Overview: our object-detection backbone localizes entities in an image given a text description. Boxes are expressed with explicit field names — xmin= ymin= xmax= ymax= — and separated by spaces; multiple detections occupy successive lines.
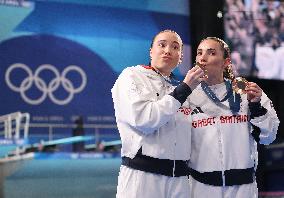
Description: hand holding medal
xmin=245 ymin=82 xmax=263 ymax=102
xmin=183 ymin=63 xmax=205 ymax=90
xmin=227 ymin=64 xmax=262 ymax=102
xmin=225 ymin=63 xmax=249 ymax=95
xmin=195 ymin=62 xmax=208 ymax=79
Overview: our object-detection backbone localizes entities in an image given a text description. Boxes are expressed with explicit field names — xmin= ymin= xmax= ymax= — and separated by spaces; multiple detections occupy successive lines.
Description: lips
xmin=162 ymin=56 xmax=172 ymax=60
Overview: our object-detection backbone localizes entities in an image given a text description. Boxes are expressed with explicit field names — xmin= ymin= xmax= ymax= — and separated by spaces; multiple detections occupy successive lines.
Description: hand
xmin=183 ymin=66 xmax=205 ymax=90
xmin=245 ymin=82 xmax=262 ymax=102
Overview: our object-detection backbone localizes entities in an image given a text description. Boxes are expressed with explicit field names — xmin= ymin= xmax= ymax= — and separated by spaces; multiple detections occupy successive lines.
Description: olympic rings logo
xmin=5 ymin=63 xmax=87 ymax=105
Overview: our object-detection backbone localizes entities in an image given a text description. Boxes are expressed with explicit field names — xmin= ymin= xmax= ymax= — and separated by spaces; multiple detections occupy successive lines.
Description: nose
xmin=164 ymin=46 xmax=171 ymax=55
xmin=198 ymin=53 xmax=207 ymax=64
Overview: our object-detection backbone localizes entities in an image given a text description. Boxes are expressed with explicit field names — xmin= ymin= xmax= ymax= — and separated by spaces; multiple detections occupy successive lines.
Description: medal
xmin=195 ymin=62 xmax=208 ymax=79
xmin=226 ymin=64 xmax=248 ymax=95
xmin=232 ymin=77 xmax=249 ymax=95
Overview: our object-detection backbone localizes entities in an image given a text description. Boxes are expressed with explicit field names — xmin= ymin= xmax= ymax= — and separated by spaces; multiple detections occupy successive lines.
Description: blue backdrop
xmin=0 ymin=0 xmax=190 ymax=138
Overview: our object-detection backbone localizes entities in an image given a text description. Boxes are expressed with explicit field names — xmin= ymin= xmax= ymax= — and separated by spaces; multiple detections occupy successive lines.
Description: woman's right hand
xmin=183 ymin=66 xmax=205 ymax=90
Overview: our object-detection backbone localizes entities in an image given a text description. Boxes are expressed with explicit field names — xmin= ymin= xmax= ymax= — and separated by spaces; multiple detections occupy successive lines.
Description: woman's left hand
xmin=245 ymin=82 xmax=262 ymax=102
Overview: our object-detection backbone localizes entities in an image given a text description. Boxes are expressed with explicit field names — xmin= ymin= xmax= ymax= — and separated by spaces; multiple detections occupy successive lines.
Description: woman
xmin=188 ymin=37 xmax=280 ymax=198
xmin=112 ymin=30 xmax=204 ymax=198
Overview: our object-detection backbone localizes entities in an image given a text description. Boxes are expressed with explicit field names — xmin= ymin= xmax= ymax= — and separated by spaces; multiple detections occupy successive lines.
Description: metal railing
xmin=28 ymin=123 xmax=118 ymax=142
xmin=0 ymin=112 xmax=30 ymax=139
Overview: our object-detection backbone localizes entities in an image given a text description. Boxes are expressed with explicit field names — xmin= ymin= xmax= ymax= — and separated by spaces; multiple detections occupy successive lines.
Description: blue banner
xmin=0 ymin=0 xmax=190 ymax=137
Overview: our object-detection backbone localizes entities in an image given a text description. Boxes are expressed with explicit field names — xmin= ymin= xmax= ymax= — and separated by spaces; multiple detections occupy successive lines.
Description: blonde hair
xmin=150 ymin=29 xmax=183 ymax=49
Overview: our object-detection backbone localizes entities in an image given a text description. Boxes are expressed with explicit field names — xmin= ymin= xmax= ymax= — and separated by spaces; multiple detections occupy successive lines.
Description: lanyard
xmin=201 ymin=80 xmax=240 ymax=113
xmin=150 ymin=66 xmax=180 ymax=86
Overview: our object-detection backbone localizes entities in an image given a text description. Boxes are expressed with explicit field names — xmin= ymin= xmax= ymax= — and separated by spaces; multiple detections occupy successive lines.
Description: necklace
xmin=150 ymin=66 xmax=180 ymax=86
xmin=201 ymin=80 xmax=240 ymax=113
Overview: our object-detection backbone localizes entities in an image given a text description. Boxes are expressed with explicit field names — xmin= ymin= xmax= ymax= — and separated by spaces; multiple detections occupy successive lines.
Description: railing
xmin=0 ymin=113 xmax=119 ymax=152
xmin=0 ymin=112 xmax=30 ymax=139
xmin=28 ymin=123 xmax=118 ymax=142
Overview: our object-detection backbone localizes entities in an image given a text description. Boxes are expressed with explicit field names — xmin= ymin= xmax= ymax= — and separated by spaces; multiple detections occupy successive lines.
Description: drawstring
xmin=172 ymin=117 xmax=177 ymax=177
xmin=173 ymin=160 xmax=176 ymax=177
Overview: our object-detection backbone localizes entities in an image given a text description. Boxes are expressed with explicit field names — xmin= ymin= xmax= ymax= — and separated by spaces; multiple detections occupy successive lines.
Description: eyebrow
xmin=197 ymin=48 xmax=216 ymax=52
xmin=157 ymin=40 xmax=180 ymax=46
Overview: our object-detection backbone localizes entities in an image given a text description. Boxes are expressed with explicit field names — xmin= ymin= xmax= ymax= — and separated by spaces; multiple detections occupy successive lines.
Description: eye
xmin=207 ymin=49 xmax=217 ymax=55
xmin=173 ymin=45 xmax=180 ymax=50
xmin=197 ymin=51 xmax=202 ymax=56
xmin=158 ymin=43 xmax=166 ymax=47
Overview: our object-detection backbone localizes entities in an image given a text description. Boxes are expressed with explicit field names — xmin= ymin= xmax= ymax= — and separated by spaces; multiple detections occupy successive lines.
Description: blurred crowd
xmin=224 ymin=0 xmax=284 ymax=80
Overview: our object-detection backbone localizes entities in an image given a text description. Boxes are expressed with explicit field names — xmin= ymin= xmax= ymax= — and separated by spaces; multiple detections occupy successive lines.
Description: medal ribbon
xmin=201 ymin=80 xmax=240 ymax=113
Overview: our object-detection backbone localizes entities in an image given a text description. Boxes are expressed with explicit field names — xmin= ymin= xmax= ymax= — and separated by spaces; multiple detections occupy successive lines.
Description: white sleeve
xmin=111 ymin=68 xmax=181 ymax=135
xmin=250 ymin=93 xmax=280 ymax=145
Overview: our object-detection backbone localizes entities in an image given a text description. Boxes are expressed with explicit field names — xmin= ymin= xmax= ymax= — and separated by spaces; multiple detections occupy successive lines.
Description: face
xmin=150 ymin=31 xmax=182 ymax=75
xmin=196 ymin=39 xmax=230 ymax=81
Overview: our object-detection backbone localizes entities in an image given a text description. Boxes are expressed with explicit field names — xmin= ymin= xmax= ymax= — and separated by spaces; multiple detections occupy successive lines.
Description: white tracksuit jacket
xmin=112 ymin=65 xmax=192 ymax=198
xmin=187 ymin=82 xmax=279 ymax=198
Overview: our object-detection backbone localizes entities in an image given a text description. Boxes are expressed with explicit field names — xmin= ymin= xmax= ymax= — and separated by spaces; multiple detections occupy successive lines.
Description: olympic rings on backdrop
xmin=5 ymin=63 xmax=87 ymax=105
